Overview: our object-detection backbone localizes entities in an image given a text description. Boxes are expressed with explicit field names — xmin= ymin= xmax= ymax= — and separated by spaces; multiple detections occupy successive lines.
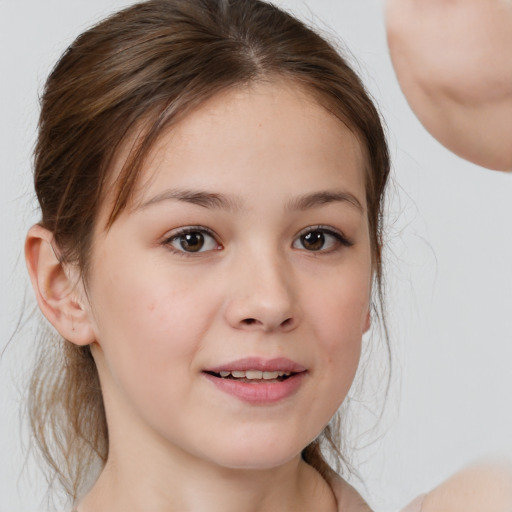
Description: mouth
xmin=204 ymin=369 xmax=295 ymax=383
xmin=202 ymin=357 xmax=307 ymax=404
xmin=203 ymin=356 xmax=306 ymax=381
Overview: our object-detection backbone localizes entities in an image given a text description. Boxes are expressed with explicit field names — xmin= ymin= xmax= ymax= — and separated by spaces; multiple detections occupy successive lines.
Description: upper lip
xmin=205 ymin=357 xmax=307 ymax=374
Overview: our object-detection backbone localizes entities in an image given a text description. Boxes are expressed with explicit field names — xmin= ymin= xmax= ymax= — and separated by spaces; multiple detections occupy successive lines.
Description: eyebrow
xmin=287 ymin=190 xmax=364 ymax=213
xmin=138 ymin=188 xmax=242 ymax=212
xmin=137 ymin=187 xmax=364 ymax=214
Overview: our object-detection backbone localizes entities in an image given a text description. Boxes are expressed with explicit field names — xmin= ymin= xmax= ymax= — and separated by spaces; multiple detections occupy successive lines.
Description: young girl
xmin=22 ymin=0 xmax=512 ymax=511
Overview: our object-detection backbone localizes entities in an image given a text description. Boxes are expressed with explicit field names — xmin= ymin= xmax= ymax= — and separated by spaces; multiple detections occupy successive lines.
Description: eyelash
xmin=162 ymin=226 xmax=221 ymax=256
xmin=162 ymin=225 xmax=353 ymax=256
xmin=293 ymin=225 xmax=353 ymax=253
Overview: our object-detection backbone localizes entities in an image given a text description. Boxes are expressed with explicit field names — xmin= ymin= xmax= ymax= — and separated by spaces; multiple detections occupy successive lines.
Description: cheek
xmin=309 ymin=270 xmax=370 ymax=336
xmin=88 ymin=262 xmax=223 ymax=435
xmin=305 ymin=269 xmax=370 ymax=387
xmin=88 ymin=258 xmax=218 ymax=377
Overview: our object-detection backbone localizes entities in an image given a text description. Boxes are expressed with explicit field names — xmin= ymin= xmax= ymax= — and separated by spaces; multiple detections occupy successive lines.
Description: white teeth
xmin=217 ymin=370 xmax=292 ymax=379
xmin=246 ymin=370 xmax=263 ymax=379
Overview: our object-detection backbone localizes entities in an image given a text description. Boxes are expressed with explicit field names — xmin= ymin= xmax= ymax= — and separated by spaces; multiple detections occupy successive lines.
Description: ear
xmin=25 ymin=224 xmax=95 ymax=346
xmin=363 ymin=309 xmax=371 ymax=334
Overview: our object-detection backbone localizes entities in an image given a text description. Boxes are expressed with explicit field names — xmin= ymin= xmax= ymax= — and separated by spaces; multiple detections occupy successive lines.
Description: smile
xmin=206 ymin=370 xmax=293 ymax=381
xmin=203 ymin=357 xmax=307 ymax=404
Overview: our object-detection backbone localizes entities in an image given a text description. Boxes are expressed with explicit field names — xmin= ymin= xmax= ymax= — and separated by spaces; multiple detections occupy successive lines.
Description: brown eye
xmin=167 ymin=228 xmax=219 ymax=254
xmin=179 ymin=232 xmax=204 ymax=252
xmin=300 ymin=231 xmax=325 ymax=251
xmin=293 ymin=227 xmax=350 ymax=252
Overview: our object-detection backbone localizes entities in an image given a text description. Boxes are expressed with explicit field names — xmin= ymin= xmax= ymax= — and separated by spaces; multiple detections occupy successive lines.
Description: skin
xmin=422 ymin=462 xmax=512 ymax=512
xmin=386 ymin=0 xmax=512 ymax=171
xmin=26 ymin=80 xmax=373 ymax=512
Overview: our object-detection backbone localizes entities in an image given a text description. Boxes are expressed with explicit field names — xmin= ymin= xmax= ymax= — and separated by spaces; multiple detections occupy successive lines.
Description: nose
xmin=223 ymin=249 xmax=301 ymax=333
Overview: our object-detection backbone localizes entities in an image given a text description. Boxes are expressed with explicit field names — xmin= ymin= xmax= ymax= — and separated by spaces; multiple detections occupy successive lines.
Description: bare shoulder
xmin=421 ymin=462 xmax=512 ymax=512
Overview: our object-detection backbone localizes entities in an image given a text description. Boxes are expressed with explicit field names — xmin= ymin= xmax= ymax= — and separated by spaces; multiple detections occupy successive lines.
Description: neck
xmin=78 ymin=432 xmax=337 ymax=512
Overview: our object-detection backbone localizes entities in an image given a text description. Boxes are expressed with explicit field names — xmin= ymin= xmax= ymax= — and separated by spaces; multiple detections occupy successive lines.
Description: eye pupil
xmin=301 ymin=231 xmax=325 ymax=251
xmin=180 ymin=232 xmax=204 ymax=252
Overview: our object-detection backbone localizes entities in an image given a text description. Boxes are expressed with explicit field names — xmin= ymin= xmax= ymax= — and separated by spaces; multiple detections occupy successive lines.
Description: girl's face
xmin=84 ymin=80 xmax=372 ymax=471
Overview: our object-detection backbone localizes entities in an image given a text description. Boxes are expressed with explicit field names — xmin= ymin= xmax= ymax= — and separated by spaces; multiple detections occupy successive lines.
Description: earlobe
xmin=25 ymin=225 xmax=95 ymax=346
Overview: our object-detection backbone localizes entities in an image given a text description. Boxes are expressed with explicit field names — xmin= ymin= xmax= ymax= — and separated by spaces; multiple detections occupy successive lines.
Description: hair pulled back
xmin=31 ymin=0 xmax=390 ymax=501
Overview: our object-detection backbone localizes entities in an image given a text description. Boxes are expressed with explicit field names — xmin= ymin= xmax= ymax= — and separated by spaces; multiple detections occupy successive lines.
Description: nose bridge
xmin=224 ymin=240 xmax=299 ymax=332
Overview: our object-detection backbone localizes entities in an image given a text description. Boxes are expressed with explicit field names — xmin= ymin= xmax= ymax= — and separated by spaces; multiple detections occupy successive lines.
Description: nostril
xmin=281 ymin=318 xmax=293 ymax=328
xmin=240 ymin=317 xmax=294 ymax=329
xmin=237 ymin=315 xmax=296 ymax=331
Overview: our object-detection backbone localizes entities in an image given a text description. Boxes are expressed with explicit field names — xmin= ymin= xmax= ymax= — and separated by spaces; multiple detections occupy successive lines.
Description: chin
xmin=204 ymin=438 xmax=306 ymax=472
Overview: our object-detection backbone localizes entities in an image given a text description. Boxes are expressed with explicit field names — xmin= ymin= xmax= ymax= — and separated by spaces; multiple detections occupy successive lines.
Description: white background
xmin=1 ymin=1 xmax=511 ymax=511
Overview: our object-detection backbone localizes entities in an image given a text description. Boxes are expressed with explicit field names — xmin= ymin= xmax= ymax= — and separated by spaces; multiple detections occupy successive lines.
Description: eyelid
xmin=162 ymin=225 xmax=222 ymax=255
xmin=293 ymin=225 xmax=353 ymax=251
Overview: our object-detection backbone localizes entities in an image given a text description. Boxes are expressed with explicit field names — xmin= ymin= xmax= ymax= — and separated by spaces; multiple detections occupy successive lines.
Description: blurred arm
xmin=422 ymin=462 xmax=512 ymax=512
xmin=386 ymin=0 xmax=512 ymax=171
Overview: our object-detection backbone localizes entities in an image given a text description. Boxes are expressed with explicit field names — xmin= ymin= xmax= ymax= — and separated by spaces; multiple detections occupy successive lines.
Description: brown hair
xmin=30 ymin=0 xmax=390 ymax=502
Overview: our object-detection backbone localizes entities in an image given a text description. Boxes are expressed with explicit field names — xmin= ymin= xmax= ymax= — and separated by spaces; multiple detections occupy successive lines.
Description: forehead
xmin=103 ymin=79 xmax=367 ymax=221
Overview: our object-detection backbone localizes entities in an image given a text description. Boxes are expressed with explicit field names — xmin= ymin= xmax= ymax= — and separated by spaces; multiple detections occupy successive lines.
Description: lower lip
xmin=203 ymin=372 xmax=306 ymax=404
